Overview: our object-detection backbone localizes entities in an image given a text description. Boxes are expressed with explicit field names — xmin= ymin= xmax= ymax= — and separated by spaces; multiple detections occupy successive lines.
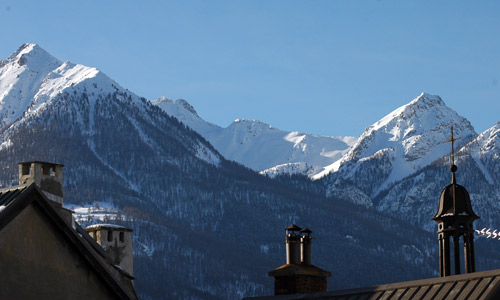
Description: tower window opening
xmin=107 ymin=230 xmax=113 ymax=242
xmin=41 ymin=166 xmax=56 ymax=176
xmin=42 ymin=166 xmax=49 ymax=175
xmin=119 ymin=231 xmax=124 ymax=243
xmin=21 ymin=164 xmax=30 ymax=175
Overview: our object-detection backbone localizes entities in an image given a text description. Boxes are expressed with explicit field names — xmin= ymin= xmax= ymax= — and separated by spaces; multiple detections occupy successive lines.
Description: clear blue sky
xmin=1 ymin=1 xmax=499 ymax=137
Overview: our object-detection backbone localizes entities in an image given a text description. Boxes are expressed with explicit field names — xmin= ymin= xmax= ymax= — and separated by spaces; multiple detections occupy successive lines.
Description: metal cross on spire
xmin=442 ymin=123 xmax=462 ymax=167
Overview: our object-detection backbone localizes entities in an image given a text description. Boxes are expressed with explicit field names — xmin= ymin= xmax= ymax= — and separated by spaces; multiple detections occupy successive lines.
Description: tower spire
xmin=433 ymin=123 xmax=478 ymax=277
xmin=441 ymin=123 xmax=462 ymax=184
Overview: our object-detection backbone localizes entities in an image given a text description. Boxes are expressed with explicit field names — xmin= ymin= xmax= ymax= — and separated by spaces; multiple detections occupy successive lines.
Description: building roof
xmin=86 ymin=223 xmax=133 ymax=231
xmin=0 ymin=185 xmax=28 ymax=207
xmin=19 ymin=160 xmax=65 ymax=167
xmin=269 ymin=264 xmax=331 ymax=278
xmin=244 ymin=268 xmax=500 ymax=300
xmin=0 ymin=183 xmax=137 ymax=300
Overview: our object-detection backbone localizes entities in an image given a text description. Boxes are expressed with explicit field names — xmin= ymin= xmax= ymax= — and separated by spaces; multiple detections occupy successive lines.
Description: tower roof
xmin=286 ymin=224 xmax=302 ymax=231
xmin=432 ymin=169 xmax=479 ymax=220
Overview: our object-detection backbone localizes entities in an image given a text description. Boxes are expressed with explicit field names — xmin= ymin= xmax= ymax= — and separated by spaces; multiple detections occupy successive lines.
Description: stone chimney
xmin=269 ymin=225 xmax=331 ymax=295
xmin=285 ymin=224 xmax=301 ymax=265
xmin=19 ymin=161 xmax=64 ymax=205
xmin=85 ymin=224 xmax=134 ymax=276
xmin=18 ymin=161 xmax=73 ymax=224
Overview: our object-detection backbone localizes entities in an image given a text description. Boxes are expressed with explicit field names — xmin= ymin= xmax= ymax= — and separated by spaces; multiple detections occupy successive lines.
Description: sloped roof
xmin=0 ymin=185 xmax=28 ymax=207
xmin=0 ymin=183 xmax=137 ymax=300
xmin=244 ymin=268 xmax=500 ymax=300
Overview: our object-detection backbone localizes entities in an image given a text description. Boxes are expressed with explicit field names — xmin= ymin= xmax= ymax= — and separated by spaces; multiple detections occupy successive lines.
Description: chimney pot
xmin=301 ymin=235 xmax=312 ymax=265
xmin=286 ymin=231 xmax=301 ymax=265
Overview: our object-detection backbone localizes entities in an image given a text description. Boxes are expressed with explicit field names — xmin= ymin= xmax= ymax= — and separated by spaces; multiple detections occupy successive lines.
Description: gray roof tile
xmin=244 ymin=269 xmax=500 ymax=300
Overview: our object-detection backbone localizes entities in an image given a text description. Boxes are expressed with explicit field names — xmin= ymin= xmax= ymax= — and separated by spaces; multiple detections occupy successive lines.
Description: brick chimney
xmin=269 ymin=225 xmax=331 ymax=295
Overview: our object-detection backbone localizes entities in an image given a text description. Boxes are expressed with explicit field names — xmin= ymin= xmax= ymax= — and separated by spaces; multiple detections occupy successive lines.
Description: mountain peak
xmin=175 ymin=99 xmax=198 ymax=116
xmin=322 ymin=93 xmax=477 ymax=197
xmin=413 ymin=92 xmax=443 ymax=103
xmin=0 ymin=44 xmax=128 ymax=130
xmin=10 ymin=43 xmax=39 ymax=56
xmin=372 ymin=93 xmax=449 ymax=133
xmin=5 ymin=43 xmax=62 ymax=72
xmin=151 ymin=97 xmax=199 ymax=118
xmin=153 ymin=96 xmax=173 ymax=104
xmin=408 ymin=92 xmax=445 ymax=109
xmin=231 ymin=118 xmax=273 ymax=128
xmin=366 ymin=93 xmax=475 ymax=154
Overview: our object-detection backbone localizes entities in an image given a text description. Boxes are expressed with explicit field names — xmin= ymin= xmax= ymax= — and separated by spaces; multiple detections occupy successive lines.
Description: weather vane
xmin=441 ymin=123 xmax=462 ymax=168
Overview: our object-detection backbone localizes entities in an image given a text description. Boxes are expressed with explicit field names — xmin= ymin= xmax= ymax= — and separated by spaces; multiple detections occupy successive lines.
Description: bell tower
xmin=432 ymin=124 xmax=479 ymax=276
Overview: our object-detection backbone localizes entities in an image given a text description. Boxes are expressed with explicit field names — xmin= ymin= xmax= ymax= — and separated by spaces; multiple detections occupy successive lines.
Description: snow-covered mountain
xmin=0 ymin=44 xmax=62 ymax=128
xmin=149 ymin=85 xmax=500 ymax=244
xmin=375 ymin=122 xmax=500 ymax=232
xmin=152 ymin=97 xmax=356 ymax=178
xmin=321 ymin=93 xmax=477 ymax=205
xmin=1 ymin=44 xmax=121 ymax=127
xmin=462 ymin=122 xmax=500 ymax=185
xmin=3 ymin=43 xmax=500 ymax=300
xmin=0 ymin=44 xmax=221 ymax=166
xmin=1 ymin=43 xmax=459 ymax=300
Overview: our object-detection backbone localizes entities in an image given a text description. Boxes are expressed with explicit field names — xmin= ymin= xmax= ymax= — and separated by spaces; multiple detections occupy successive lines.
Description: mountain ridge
xmin=1 ymin=43 xmax=500 ymax=300
xmin=153 ymin=97 xmax=356 ymax=178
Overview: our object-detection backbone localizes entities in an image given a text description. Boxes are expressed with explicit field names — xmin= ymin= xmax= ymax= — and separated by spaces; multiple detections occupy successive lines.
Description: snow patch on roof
xmin=86 ymin=223 xmax=128 ymax=230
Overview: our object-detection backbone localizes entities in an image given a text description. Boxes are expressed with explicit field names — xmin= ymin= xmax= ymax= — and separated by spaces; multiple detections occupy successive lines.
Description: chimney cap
xmin=286 ymin=224 xmax=302 ymax=232
xmin=19 ymin=161 xmax=65 ymax=167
